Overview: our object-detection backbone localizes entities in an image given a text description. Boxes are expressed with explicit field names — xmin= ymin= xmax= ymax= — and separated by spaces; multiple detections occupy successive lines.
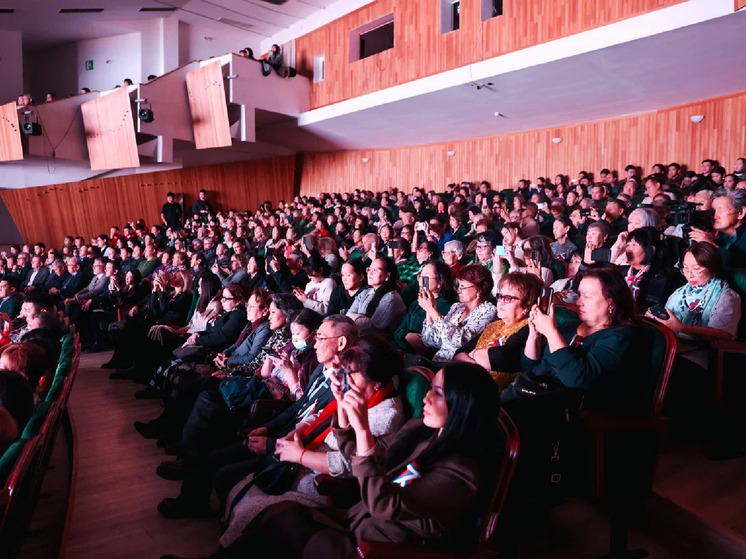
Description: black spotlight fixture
xmin=22 ymin=121 xmax=42 ymax=136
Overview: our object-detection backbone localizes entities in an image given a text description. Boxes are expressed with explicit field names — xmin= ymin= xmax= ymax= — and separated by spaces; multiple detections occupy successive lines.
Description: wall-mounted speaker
xmin=22 ymin=121 xmax=42 ymax=136
xmin=138 ymin=108 xmax=154 ymax=122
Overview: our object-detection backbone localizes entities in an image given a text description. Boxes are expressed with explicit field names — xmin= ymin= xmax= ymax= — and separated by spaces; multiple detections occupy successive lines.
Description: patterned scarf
xmin=667 ymin=278 xmax=729 ymax=327
xmin=625 ymin=266 xmax=648 ymax=301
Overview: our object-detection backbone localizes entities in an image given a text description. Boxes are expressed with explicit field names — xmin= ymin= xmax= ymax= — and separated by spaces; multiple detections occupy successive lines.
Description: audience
xmin=5 ymin=155 xmax=746 ymax=556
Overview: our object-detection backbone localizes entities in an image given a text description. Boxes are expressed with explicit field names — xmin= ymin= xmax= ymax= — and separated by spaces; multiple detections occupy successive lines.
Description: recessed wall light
xmin=690 ymin=115 xmax=705 ymax=123
xmin=552 ymin=137 xmax=563 ymax=144
xmin=361 ymin=157 xmax=370 ymax=163
xmin=447 ymin=150 xmax=456 ymax=157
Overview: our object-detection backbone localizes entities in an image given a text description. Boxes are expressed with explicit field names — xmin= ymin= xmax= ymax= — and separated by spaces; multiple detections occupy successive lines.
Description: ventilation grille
xmin=139 ymin=6 xmax=177 ymax=11
xmin=59 ymin=8 xmax=104 ymax=13
xmin=0 ymin=9 xmax=14 ymax=13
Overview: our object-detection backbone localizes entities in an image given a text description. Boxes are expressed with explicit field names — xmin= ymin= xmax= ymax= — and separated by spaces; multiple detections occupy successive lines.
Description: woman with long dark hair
xmin=213 ymin=362 xmax=503 ymax=559
xmin=346 ymin=257 xmax=406 ymax=335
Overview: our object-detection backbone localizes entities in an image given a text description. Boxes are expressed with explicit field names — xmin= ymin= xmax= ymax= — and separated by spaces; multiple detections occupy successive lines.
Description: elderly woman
xmin=346 ymin=257 xmax=406 ymax=336
xmin=455 ymin=272 xmax=544 ymax=391
xmin=219 ymin=335 xmax=405 ymax=549
xmin=442 ymin=239 xmax=466 ymax=277
xmin=419 ymin=264 xmax=497 ymax=362
xmin=610 ymin=207 xmax=660 ymax=265
xmin=621 ymin=226 xmax=681 ymax=314
xmin=582 ymin=220 xmax=611 ymax=266
xmin=689 ymin=189 xmax=746 ymax=270
xmin=647 ymin=242 xmax=740 ymax=370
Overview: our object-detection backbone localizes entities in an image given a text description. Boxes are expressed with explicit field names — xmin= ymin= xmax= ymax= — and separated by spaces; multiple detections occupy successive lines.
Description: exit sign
xmin=85 ymin=60 xmax=93 ymax=71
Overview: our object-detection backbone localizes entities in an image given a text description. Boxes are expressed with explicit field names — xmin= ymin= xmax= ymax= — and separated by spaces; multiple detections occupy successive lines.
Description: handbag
xmin=219 ymin=375 xmax=271 ymax=412
xmin=252 ymin=455 xmax=299 ymax=495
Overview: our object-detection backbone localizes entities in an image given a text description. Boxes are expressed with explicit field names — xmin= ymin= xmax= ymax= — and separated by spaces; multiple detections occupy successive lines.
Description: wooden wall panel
xmin=299 ymin=89 xmax=746 ymax=196
xmin=1 ymin=156 xmax=296 ymax=248
xmin=0 ymin=102 xmax=23 ymax=162
xmin=737 ymin=0 xmax=746 ymax=11
xmin=81 ymin=88 xmax=140 ymax=171
xmin=295 ymin=0 xmax=685 ymax=109
xmin=186 ymin=61 xmax=232 ymax=149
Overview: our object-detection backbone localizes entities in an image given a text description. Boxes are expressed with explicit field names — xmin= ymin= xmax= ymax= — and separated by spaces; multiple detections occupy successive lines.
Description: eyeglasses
xmin=496 ymin=294 xmax=521 ymax=303
xmin=456 ymin=283 xmax=476 ymax=292
xmin=680 ymin=266 xmax=708 ymax=276
xmin=315 ymin=335 xmax=341 ymax=342
xmin=221 ymin=296 xmax=236 ymax=301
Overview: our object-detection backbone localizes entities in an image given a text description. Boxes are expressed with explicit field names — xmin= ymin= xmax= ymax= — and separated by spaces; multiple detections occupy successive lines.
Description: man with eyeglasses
xmin=156 ymin=315 xmax=358 ymax=519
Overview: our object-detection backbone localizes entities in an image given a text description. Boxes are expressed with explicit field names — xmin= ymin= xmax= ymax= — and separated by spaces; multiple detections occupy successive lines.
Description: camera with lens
xmin=665 ymin=200 xmax=714 ymax=244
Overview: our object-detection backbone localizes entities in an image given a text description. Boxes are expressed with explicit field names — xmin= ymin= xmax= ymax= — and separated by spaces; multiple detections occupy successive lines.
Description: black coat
xmin=195 ymin=307 xmax=248 ymax=349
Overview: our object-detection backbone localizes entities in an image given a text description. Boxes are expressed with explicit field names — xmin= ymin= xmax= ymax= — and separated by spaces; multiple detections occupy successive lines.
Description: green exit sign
xmin=85 ymin=60 xmax=93 ymax=71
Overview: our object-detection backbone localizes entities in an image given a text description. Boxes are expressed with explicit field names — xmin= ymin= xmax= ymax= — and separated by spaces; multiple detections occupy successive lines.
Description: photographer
xmin=688 ymin=189 xmax=746 ymax=270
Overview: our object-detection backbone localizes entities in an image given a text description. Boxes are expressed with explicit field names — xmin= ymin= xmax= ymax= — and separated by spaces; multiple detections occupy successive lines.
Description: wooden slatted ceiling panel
xmin=0 ymin=102 xmax=24 ymax=162
xmin=299 ymin=89 xmax=746 ymax=196
xmin=186 ymin=61 xmax=232 ymax=149
xmin=80 ymin=88 xmax=140 ymax=171
xmin=1 ymin=157 xmax=296 ymax=247
xmin=295 ymin=0 xmax=686 ymax=109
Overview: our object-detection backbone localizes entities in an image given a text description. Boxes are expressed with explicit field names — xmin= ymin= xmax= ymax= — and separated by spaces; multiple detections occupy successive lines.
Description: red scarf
xmin=301 ymin=381 xmax=395 ymax=450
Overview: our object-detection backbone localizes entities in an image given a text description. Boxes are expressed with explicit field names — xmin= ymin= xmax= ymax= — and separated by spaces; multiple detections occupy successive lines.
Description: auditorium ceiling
xmin=0 ymin=0 xmax=342 ymax=47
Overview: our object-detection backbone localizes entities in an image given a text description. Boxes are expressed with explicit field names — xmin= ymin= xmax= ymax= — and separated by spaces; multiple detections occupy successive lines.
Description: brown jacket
xmin=336 ymin=418 xmax=481 ymax=545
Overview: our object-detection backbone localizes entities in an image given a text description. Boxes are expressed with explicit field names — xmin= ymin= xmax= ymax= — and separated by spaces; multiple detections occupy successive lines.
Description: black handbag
xmin=252 ymin=455 xmax=298 ymax=496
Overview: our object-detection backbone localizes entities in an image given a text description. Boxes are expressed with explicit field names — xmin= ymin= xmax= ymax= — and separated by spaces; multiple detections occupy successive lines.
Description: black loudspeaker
xmin=287 ymin=67 xmax=297 ymax=78
xmin=138 ymin=108 xmax=154 ymax=122
xmin=22 ymin=121 xmax=42 ymax=136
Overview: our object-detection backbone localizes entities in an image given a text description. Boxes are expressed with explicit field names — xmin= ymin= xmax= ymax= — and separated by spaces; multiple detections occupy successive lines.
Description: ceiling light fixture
xmin=447 ymin=150 xmax=456 ymax=157
xmin=690 ymin=115 xmax=705 ymax=123
xmin=552 ymin=137 xmax=563 ymax=144
xmin=361 ymin=157 xmax=370 ymax=163
xmin=494 ymin=112 xmax=504 ymax=118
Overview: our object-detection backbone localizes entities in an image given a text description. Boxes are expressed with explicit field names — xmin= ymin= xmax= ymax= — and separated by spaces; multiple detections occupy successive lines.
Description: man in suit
xmin=0 ymin=277 xmax=23 ymax=320
xmin=41 ymin=259 xmax=68 ymax=294
xmin=23 ymin=255 xmax=50 ymax=294
xmin=54 ymin=257 xmax=87 ymax=300
xmin=155 ymin=314 xmax=358 ymax=518
xmin=14 ymin=253 xmax=31 ymax=285
xmin=65 ymin=258 xmax=110 ymax=339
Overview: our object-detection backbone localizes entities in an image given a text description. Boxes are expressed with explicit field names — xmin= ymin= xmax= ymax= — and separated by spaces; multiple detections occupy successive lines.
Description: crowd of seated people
xmin=1 ymin=155 xmax=746 ymax=556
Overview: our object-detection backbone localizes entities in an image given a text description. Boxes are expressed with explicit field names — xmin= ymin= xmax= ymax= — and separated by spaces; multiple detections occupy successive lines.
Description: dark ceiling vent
xmin=217 ymin=17 xmax=253 ymax=31
xmin=0 ymin=9 xmax=14 ymax=13
xmin=59 ymin=8 xmax=104 ymax=13
xmin=139 ymin=6 xmax=177 ymax=11
xmin=259 ymin=0 xmax=287 ymax=4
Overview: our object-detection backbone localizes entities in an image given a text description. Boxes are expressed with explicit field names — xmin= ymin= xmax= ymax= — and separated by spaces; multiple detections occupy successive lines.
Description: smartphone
xmin=649 ymin=304 xmax=670 ymax=320
xmin=538 ymin=287 xmax=554 ymax=314
xmin=421 ymin=276 xmax=429 ymax=289
xmin=336 ymin=370 xmax=350 ymax=393
xmin=388 ymin=240 xmax=400 ymax=250
xmin=303 ymin=237 xmax=313 ymax=250
xmin=264 ymin=348 xmax=280 ymax=359
xmin=530 ymin=250 xmax=540 ymax=262
xmin=590 ymin=248 xmax=612 ymax=263
xmin=415 ymin=222 xmax=427 ymax=232
xmin=580 ymin=209 xmax=592 ymax=218
xmin=265 ymin=247 xmax=274 ymax=260
xmin=493 ymin=245 xmax=507 ymax=257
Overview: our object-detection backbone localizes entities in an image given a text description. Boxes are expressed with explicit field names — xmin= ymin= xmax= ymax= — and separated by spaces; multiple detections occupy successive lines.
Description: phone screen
xmin=538 ymin=287 xmax=554 ymax=314
xmin=494 ymin=245 xmax=507 ymax=257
